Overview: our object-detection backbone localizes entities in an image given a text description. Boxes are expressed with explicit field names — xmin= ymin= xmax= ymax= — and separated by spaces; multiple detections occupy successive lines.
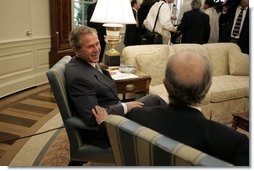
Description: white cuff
xmin=121 ymin=103 xmax=128 ymax=114
xmin=98 ymin=119 xmax=106 ymax=125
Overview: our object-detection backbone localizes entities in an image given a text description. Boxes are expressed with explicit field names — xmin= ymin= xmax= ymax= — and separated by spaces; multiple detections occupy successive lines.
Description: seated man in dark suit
xmin=92 ymin=51 xmax=249 ymax=165
xmin=65 ymin=26 xmax=167 ymax=148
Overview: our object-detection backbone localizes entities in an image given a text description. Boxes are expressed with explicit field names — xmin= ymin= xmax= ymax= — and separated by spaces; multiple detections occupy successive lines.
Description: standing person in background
xmin=219 ymin=0 xmax=249 ymax=54
xmin=137 ymin=0 xmax=158 ymax=38
xmin=87 ymin=1 xmax=106 ymax=62
xmin=204 ymin=0 xmax=220 ymax=43
xmin=144 ymin=0 xmax=176 ymax=44
xmin=124 ymin=0 xmax=141 ymax=46
xmin=177 ymin=0 xmax=210 ymax=44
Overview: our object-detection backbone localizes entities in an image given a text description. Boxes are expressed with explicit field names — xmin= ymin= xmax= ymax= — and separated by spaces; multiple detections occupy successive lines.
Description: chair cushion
xmin=135 ymin=46 xmax=171 ymax=86
xmin=228 ymin=49 xmax=249 ymax=76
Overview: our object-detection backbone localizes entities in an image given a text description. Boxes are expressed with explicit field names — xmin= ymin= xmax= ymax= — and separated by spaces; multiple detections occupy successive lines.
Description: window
xmin=72 ymin=0 xmax=95 ymax=27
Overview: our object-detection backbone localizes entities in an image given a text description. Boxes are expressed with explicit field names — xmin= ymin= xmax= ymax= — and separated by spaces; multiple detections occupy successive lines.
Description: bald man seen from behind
xmin=126 ymin=52 xmax=249 ymax=166
xmin=92 ymin=51 xmax=249 ymax=165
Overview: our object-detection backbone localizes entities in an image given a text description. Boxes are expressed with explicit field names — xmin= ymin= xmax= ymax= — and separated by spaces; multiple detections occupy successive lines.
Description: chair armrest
xmin=65 ymin=117 xmax=99 ymax=131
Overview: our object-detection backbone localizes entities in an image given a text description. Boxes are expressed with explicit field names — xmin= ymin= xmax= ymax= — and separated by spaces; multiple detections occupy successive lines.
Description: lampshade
xmin=90 ymin=0 xmax=136 ymax=24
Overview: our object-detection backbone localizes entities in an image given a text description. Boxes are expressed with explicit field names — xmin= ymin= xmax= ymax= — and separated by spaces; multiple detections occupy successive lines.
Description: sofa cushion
xmin=228 ymin=49 xmax=249 ymax=76
xmin=122 ymin=45 xmax=172 ymax=68
xmin=203 ymin=43 xmax=239 ymax=76
xmin=149 ymin=84 xmax=211 ymax=105
xmin=172 ymin=44 xmax=209 ymax=58
xmin=150 ymin=76 xmax=249 ymax=104
xmin=135 ymin=46 xmax=172 ymax=86
xmin=207 ymin=75 xmax=249 ymax=102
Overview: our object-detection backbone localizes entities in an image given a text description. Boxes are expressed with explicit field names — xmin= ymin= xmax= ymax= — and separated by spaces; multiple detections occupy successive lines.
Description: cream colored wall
xmin=0 ymin=0 xmax=51 ymax=98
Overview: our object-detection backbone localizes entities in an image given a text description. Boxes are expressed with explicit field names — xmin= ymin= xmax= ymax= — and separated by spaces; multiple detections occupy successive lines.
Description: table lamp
xmin=90 ymin=0 xmax=136 ymax=66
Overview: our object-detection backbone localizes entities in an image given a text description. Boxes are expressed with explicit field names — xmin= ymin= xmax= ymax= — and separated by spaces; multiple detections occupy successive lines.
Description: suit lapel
xmin=94 ymin=70 xmax=120 ymax=99
xmin=76 ymin=57 xmax=119 ymax=97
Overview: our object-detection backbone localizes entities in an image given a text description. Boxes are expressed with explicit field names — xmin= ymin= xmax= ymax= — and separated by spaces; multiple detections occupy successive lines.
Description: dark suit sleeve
xmin=177 ymin=12 xmax=186 ymax=34
xmin=231 ymin=134 xmax=249 ymax=166
xmin=206 ymin=122 xmax=249 ymax=166
xmin=68 ymin=77 xmax=100 ymax=126
xmin=204 ymin=15 xmax=210 ymax=43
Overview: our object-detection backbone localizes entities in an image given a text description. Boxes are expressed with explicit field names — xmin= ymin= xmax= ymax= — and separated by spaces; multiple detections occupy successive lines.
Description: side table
xmin=232 ymin=112 xmax=249 ymax=132
xmin=113 ymin=71 xmax=151 ymax=101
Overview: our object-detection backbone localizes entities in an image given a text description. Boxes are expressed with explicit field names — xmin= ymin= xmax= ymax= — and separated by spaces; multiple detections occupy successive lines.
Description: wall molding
xmin=0 ymin=37 xmax=51 ymax=98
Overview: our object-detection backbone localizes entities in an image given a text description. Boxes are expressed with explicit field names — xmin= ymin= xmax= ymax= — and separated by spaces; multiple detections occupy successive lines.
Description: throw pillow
xmin=135 ymin=46 xmax=171 ymax=86
xmin=229 ymin=50 xmax=249 ymax=76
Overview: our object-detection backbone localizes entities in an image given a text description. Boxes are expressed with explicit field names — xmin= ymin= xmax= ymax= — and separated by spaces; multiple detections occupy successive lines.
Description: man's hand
xmin=92 ymin=106 xmax=109 ymax=125
xmin=125 ymin=101 xmax=144 ymax=112
xmin=171 ymin=16 xmax=177 ymax=21
xmin=170 ymin=27 xmax=177 ymax=32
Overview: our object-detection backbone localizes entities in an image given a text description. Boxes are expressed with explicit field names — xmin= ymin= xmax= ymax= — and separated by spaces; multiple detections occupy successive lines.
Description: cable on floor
xmin=0 ymin=125 xmax=65 ymax=144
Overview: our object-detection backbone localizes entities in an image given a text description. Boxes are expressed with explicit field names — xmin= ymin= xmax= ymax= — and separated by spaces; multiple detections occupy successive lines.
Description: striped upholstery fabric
xmin=105 ymin=115 xmax=233 ymax=166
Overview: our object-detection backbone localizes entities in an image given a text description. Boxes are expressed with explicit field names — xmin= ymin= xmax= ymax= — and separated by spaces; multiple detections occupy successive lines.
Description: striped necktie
xmin=232 ymin=8 xmax=244 ymax=37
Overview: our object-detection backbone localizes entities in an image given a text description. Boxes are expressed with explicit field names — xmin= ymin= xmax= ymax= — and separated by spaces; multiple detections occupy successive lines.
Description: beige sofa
xmin=122 ymin=43 xmax=249 ymax=125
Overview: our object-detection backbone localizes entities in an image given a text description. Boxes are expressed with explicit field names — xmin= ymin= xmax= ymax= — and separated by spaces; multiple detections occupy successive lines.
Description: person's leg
xmin=137 ymin=94 xmax=168 ymax=108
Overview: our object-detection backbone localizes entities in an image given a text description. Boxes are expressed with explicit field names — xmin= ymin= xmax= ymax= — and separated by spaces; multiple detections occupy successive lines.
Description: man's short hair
xmin=69 ymin=26 xmax=97 ymax=48
xmin=205 ymin=0 xmax=215 ymax=7
xmin=191 ymin=0 xmax=202 ymax=9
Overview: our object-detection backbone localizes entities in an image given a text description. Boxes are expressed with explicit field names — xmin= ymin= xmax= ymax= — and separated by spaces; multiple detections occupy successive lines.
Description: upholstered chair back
xmin=105 ymin=115 xmax=233 ymax=166
xmin=46 ymin=56 xmax=113 ymax=165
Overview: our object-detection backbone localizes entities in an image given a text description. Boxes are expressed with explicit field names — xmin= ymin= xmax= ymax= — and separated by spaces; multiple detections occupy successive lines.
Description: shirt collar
xmin=239 ymin=5 xmax=248 ymax=10
xmin=89 ymin=63 xmax=96 ymax=68
xmin=188 ymin=105 xmax=201 ymax=111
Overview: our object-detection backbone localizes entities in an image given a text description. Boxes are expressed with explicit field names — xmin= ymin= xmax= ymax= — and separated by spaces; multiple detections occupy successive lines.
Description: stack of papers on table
xmin=111 ymin=70 xmax=138 ymax=80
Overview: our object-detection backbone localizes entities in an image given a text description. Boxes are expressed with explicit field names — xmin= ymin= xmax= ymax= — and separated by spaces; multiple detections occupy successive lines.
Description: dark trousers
xmin=137 ymin=94 xmax=168 ymax=108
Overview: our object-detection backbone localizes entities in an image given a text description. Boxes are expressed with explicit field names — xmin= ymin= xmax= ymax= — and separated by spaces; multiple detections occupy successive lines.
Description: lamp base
xmin=104 ymin=51 xmax=120 ymax=66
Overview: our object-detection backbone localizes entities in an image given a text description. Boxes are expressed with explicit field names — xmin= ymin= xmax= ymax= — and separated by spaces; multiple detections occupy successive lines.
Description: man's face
xmin=167 ymin=0 xmax=174 ymax=4
xmin=76 ymin=32 xmax=101 ymax=63
xmin=240 ymin=0 xmax=249 ymax=8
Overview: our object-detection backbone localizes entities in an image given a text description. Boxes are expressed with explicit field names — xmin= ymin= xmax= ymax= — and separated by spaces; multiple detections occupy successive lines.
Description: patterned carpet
xmin=0 ymin=84 xmax=114 ymax=167
xmin=0 ymin=84 xmax=67 ymax=166
xmin=34 ymin=129 xmax=70 ymax=166
xmin=3 ymin=109 xmax=69 ymax=166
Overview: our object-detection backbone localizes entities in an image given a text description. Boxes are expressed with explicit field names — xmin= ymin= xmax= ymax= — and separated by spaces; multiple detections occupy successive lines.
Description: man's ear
xmin=73 ymin=47 xmax=80 ymax=57
xmin=205 ymin=80 xmax=212 ymax=94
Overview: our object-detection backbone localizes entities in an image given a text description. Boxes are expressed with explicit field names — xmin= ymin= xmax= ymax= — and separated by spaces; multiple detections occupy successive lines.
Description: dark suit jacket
xmin=65 ymin=57 xmax=124 ymax=127
xmin=124 ymin=9 xmax=140 ymax=46
xmin=126 ymin=104 xmax=249 ymax=166
xmin=219 ymin=7 xmax=249 ymax=54
xmin=177 ymin=9 xmax=210 ymax=44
